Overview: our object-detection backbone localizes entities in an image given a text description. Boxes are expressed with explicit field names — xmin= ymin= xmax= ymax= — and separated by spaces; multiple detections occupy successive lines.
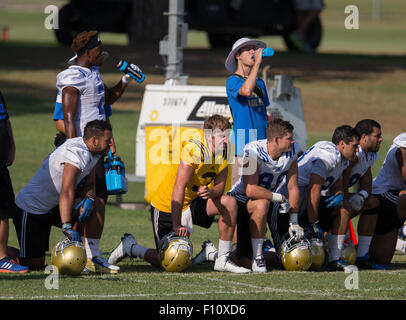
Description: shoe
xmin=263 ymin=239 xmax=276 ymax=253
xmin=252 ymin=255 xmax=267 ymax=273
xmin=214 ymin=255 xmax=251 ymax=274
xmin=108 ymin=233 xmax=137 ymax=265
xmin=192 ymin=240 xmax=218 ymax=265
xmin=84 ymin=256 xmax=120 ymax=274
xmin=0 ymin=257 xmax=29 ymax=273
xmin=355 ymin=253 xmax=388 ymax=270
xmin=398 ymin=228 xmax=406 ymax=241
xmin=327 ymin=258 xmax=358 ymax=272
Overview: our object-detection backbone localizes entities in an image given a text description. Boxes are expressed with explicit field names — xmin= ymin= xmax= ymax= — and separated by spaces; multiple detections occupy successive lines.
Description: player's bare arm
xmin=59 ymin=163 xmax=80 ymax=224
xmin=243 ymin=161 xmax=285 ymax=202
xmin=105 ymin=118 xmax=116 ymax=154
xmin=55 ymin=119 xmax=66 ymax=134
xmin=286 ymin=160 xmax=300 ymax=212
xmin=396 ymin=147 xmax=406 ymax=180
xmin=358 ymin=167 xmax=373 ymax=196
xmin=307 ymin=173 xmax=324 ymax=223
xmin=197 ymin=167 xmax=228 ymax=200
xmin=81 ymin=166 xmax=97 ymax=200
xmin=171 ymin=160 xmax=194 ymax=237
xmin=104 ymin=83 xmax=128 ymax=105
xmin=62 ymin=86 xmax=79 ymax=138
xmin=329 ymin=178 xmax=344 ymax=197
xmin=5 ymin=119 xmax=15 ymax=166
xmin=342 ymin=159 xmax=357 ymax=197
xmin=238 ymin=47 xmax=263 ymax=97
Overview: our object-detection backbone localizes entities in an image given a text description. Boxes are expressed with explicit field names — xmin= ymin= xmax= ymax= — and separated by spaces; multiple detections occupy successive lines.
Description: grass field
xmin=1 ymin=0 xmax=406 ymax=303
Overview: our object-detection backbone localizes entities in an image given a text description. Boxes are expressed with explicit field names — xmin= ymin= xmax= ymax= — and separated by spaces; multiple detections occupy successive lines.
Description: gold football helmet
xmin=280 ymin=233 xmax=312 ymax=271
xmin=341 ymin=242 xmax=357 ymax=265
xmin=51 ymin=238 xmax=87 ymax=276
xmin=159 ymin=233 xmax=193 ymax=272
xmin=308 ymin=238 xmax=326 ymax=270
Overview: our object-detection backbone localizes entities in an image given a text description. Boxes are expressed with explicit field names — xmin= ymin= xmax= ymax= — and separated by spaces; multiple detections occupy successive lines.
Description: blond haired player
xmin=109 ymin=114 xmax=251 ymax=273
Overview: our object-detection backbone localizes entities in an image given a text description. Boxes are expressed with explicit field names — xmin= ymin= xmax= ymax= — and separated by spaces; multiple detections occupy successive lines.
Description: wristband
xmin=62 ymin=223 xmax=72 ymax=230
xmin=121 ymin=74 xmax=131 ymax=84
xmin=358 ymin=190 xmax=369 ymax=199
xmin=289 ymin=213 xmax=298 ymax=225
xmin=272 ymin=192 xmax=284 ymax=202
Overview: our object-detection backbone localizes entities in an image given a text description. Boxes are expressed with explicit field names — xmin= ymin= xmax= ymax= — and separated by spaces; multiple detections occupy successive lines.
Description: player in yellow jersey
xmin=109 ymin=114 xmax=251 ymax=273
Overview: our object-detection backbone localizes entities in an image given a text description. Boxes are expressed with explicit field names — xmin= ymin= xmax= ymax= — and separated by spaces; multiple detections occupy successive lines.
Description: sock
xmin=218 ymin=240 xmax=232 ymax=257
xmin=130 ymin=244 xmax=148 ymax=259
xmin=396 ymin=238 xmax=406 ymax=253
xmin=82 ymin=238 xmax=101 ymax=259
xmin=251 ymin=238 xmax=264 ymax=259
xmin=328 ymin=234 xmax=345 ymax=262
xmin=357 ymin=236 xmax=372 ymax=257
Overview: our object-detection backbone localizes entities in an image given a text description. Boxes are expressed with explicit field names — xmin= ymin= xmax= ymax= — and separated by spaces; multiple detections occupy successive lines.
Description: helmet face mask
xmin=159 ymin=233 xmax=193 ymax=272
xmin=280 ymin=233 xmax=312 ymax=271
xmin=341 ymin=242 xmax=357 ymax=265
xmin=308 ymin=238 xmax=326 ymax=270
xmin=51 ymin=238 xmax=87 ymax=276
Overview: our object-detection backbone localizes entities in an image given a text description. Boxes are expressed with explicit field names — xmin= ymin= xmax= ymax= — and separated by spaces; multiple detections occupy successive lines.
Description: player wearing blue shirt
xmin=225 ymin=37 xmax=270 ymax=186
xmin=0 ymin=91 xmax=29 ymax=273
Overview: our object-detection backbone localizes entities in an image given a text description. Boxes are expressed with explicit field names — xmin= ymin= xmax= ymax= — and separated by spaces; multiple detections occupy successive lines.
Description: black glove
xmin=54 ymin=132 xmax=66 ymax=148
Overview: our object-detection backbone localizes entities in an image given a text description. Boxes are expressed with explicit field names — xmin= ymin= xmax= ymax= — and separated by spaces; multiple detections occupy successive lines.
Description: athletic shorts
xmin=0 ymin=164 xmax=17 ymax=220
xmin=236 ymin=200 xmax=256 ymax=259
xmin=265 ymin=195 xmax=333 ymax=254
xmin=13 ymin=205 xmax=79 ymax=259
xmin=266 ymin=201 xmax=311 ymax=254
xmin=374 ymin=191 xmax=405 ymax=235
xmin=298 ymin=195 xmax=335 ymax=230
xmin=235 ymin=199 xmax=290 ymax=259
xmin=150 ymin=197 xmax=214 ymax=250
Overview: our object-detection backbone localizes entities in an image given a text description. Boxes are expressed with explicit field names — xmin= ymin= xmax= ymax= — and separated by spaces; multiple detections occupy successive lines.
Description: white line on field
xmin=0 ymin=288 xmax=323 ymax=300
xmin=2 ymin=271 xmax=405 ymax=300
xmin=206 ymin=277 xmax=359 ymax=299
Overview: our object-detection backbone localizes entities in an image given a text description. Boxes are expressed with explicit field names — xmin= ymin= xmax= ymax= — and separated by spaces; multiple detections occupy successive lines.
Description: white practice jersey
xmin=56 ymin=65 xmax=106 ymax=136
xmin=373 ymin=133 xmax=406 ymax=194
xmin=229 ymin=139 xmax=299 ymax=203
xmin=348 ymin=145 xmax=378 ymax=187
xmin=297 ymin=141 xmax=349 ymax=193
xmin=15 ymin=137 xmax=100 ymax=215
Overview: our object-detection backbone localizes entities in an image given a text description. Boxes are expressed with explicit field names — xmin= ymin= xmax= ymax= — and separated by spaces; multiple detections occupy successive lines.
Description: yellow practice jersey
xmin=151 ymin=137 xmax=229 ymax=213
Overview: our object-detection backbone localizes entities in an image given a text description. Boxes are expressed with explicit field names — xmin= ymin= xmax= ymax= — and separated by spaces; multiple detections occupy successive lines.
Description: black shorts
xmin=150 ymin=197 xmax=214 ymax=250
xmin=266 ymin=197 xmax=331 ymax=254
xmin=95 ymin=157 xmax=108 ymax=202
xmin=374 ymin=191 xmax=405 ymax=235
xmin=298 ymin=195 xmax=335 ymax=232
xmin=236 ymin=200 xmax=288 ymax=259
xmin=266 ymin=202 xmax=290 ymax=255
xmin=12 ymin=205 xmax=79 ymax=259
xmin=236 ymin=200 xmax=253 ymax=259
xmin=0 ymin=164 xmax=17 ymax=219
xmin=315 ymin=196 xmax=336 ymax=232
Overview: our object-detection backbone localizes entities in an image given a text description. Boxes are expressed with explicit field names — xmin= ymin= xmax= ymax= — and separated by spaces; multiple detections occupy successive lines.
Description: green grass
xmin=3 ymin=207 xmax=406 ymax=300
xmin=3 ymin=122 xmax=405 ymax=300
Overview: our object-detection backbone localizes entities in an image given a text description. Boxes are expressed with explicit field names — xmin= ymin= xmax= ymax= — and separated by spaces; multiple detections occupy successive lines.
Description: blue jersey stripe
xmin=53 ymin=102 xmax=63 ymax=120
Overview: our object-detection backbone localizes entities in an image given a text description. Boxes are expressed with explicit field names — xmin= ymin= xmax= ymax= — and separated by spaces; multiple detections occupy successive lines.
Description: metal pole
xmin=159 ymin=0 xmax=188 ymax=84
xmin=372 ymin=0 xmax=381 ymax=21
